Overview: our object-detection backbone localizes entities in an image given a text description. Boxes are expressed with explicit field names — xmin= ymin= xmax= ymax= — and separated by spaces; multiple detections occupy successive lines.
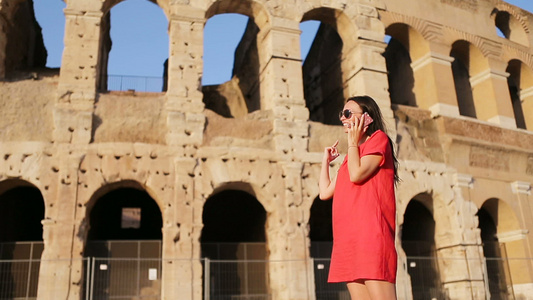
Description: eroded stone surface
xmin=0 ymin=0 xmax=533 ymax=299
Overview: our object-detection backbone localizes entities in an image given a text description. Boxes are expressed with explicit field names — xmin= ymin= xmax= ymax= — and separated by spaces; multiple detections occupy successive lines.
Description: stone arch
xmin=301 ymin=7 xmax=358 ymax=53
xmin=478 ymin=197 xmax=530 ymax=297
xmin=450 ymin=40 xmax=489 ymax=118
xmin=102 ymin=0 xmax=170 ymax=19
xmin=85 ymin=180 xmax=163 ymax=241
xmin=300 ymin=7 xmax=358 ymax=125
xmin=83 ymin=180 xmax=163 ymax=298
xmin=491 ymin=6 xmax=529 ymax=46
xmin=205 ymin=0 xmax=269 ymax=28
xmin=478 ymin=198 xmax=521 ymax=247
xmin=0 ymin=179 xmax=45 ymax=299
xmin=202 ymin=0 xmax=269 ymax=117
xmin=96 ymin=0 xmax=169 ymax=92
xmin=384 ymin=23 xmax=421 ymax=107
xmin=506 ymin=59 xmax=533 ymax=129
xmin=200 ymin=185 xmax=268 ymax=299
xmin=0 ymin=178 xmax=45 ymax=244
xmin=401 ymin=194 xmax=447 ymax=299
xmin=201 ymin=185 xmax=266 ymax=246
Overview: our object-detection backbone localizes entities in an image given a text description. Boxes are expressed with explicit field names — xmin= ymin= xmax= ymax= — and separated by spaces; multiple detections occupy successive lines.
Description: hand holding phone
xmin=362 ymin=112 xmax=373 ymax=127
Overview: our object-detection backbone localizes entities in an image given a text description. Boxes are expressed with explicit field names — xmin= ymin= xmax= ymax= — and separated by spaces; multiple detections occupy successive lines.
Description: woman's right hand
xmin=324 ymin=140 xmax=339 ymax=163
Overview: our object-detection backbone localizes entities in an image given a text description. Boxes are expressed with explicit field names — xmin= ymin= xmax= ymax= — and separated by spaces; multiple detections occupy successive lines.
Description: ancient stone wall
xmin=0 ymin=0 xmax=532 ymax=299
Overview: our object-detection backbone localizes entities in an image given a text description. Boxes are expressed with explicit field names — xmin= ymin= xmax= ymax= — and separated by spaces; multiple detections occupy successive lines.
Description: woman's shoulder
xmin=369 ymin=130 xmax=388 ymax=141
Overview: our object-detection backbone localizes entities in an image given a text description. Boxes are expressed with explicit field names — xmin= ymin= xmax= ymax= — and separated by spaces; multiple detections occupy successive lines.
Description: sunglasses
xmin=338 ymin=109 xmax=363 ymax=119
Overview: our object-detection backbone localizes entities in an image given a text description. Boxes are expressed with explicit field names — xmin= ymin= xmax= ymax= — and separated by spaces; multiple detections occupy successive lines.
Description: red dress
xmin=328 ymin=130 xmax=397 ymax=283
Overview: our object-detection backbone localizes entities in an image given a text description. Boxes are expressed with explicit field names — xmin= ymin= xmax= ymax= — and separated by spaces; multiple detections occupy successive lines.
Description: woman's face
xmin=339 ymin=101 xmax=364 ymax=132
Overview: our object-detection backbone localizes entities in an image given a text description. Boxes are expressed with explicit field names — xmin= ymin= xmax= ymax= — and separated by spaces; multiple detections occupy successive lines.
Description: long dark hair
xmin=346 ymin=95 xmax=399 ymax=183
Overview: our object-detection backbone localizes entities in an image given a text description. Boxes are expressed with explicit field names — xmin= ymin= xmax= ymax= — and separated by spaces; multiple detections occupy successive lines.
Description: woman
xmin=319 ymin=95 xmax=399 ymax=300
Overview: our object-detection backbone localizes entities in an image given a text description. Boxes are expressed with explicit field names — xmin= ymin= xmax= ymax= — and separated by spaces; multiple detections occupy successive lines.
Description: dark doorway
xmin=402 ymin=199 xmax=445 ymax=300
xmin=201 ymin=189 xmax=267 ymax=299
xmin=301 ymin=11 xmax=345 ymax=126
xmin=308 ymin=196 xmax=346 ymax=299
xmin=0 ymin=181 xmax=44 ymax=299
xmin=477 ymin=206 xmax=511 ymax=300
xmin=85 ymin=186 xmax=162 ymax=299
xmin=451 ymin=41 xmax=477 ymax=118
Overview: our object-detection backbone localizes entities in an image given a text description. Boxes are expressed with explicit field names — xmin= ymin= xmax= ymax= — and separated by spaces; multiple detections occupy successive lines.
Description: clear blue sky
xmin=34 ymin=0 xmax=533 ymax=86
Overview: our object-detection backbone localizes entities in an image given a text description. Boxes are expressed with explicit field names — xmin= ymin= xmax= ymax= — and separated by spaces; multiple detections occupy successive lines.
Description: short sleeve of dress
xmin=360 ymin=130 xmax=389 ymax=167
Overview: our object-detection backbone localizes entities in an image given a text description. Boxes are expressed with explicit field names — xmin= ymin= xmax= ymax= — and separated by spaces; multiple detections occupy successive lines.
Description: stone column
xmin=340 ymin=8 xmax=395 ymax=138
xmin=257 ymin=17 xmax=309 ymax=160
xmin=37 ymin=147 xmax=85 ymax=300
xmin=470 ymin=59 xmax=516 ymax=129
xmin=160 ymin=157 xmax=202 ymax=300
xmin=265 ymin=162 xmax=314 ymax=300
xmin=256 ymin=17 xmax=313 ymax=299
xmin=54 ymin=8 xmax=104 ymax=144
xmin=411 ymin=44 xmax=460 ymax=117
xmin=165 ymin=6 xmax=205 ymax=148
xmin=436 ymin=173 xmax=487 ymax=300
xmin=508 ymin=181 xmax=533 ymax=297
xmin=520 ymin=86 xmax=533 ymax=130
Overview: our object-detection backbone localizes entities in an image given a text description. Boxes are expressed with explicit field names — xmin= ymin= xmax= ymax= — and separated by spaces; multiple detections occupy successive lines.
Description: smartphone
xmin=362 ymin=112 xmax=373 ymax=127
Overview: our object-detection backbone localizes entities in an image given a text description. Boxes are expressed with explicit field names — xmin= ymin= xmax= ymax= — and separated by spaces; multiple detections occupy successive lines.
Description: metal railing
xmin=107 ymin=75 xmax=165 ymax=93
xmin=1 ymin=256 xmax=531 ymax=299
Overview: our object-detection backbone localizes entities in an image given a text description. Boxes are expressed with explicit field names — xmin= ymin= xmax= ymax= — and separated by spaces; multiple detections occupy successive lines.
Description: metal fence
xmin=0 ymin=256 xmax=530 ymax=299
xmin=107 ymin=75 xmax=165 ymax=93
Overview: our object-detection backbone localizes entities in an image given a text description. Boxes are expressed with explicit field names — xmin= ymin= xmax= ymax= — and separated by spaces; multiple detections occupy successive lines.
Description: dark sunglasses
xmin=338 ymin=109 xmax=362 ymax=119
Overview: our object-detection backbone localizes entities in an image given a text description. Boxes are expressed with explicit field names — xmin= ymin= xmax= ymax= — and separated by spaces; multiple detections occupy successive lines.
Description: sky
xmin=34 ymin=0 xmax=533 ymax=86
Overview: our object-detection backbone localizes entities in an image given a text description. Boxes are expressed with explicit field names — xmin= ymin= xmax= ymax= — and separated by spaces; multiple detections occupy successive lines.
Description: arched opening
xmin=477 ymin=204 xmax=511 ymax=299
xmin=401 ymin=198 xmax=445 ymax=300
xmin=34 ymin=0 xmax=65 ymax=70
xmin=384 ymin=24 xmax=416 ymax=107
xmin=301 ymin=8 xmax=345 ymax=125
xmin=2 ymin=0 xmax=47 ymax=79
xmin=308 ymin=196 xmax=347 ymax=299
xmin=300 ymin=20 xmax=320 ymax=64
xmin=493 ymin=9 xmax=529 ymax=46
xmin=202 ymin=13 xmax=258 ymax=118
xmin=85 ymin=184 xmax=162 ymax=299
xmin=451 ymin=40 xmax=477 ymax=118
xmin=100 ymin=0 xmax=168 ymax=92
xmin=477 ymin=198 xmax=528 ymax=299
xmin=506 ymin=59 xmax=529 ymax=129
xmin=0 ymin=179 xmax=45 ymax=299
xmin=201 ymin=189 xmax=267 ymax=299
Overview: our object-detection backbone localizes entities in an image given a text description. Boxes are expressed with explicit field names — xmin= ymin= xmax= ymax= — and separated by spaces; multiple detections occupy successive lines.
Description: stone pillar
xmin=37 ymin=147 xmax=85 ymax=300
xmin=436 ymin=173 xmax=487 ymax=300
xmin=160 ymin=157 xmax=202 ymax=300
xmin=257 ymin=17 xmax=309 ymax=160
xmin=509 ymin=181 xmax=533 ymax=298
xmin=340 ymin=8 xmax=395 ymax=138
xmin=54 ymin=8 xmax=103 ymax=144
xmin=520 ymin=86 xmax=533 ymax=130
xmin=165 ymin=6 xmax=205 ymax=147
xmin=265 ymin=162 xmax=314 ymax=300
xmin=470 ymin=59 xmax=515 ymax=129
xmin=255 ymin=17 xmax=313 ymax=299
xmin=343 ymin=38 xmax=396 ymax=138
xmin=411 ymin=44 xmax=460 ymax=117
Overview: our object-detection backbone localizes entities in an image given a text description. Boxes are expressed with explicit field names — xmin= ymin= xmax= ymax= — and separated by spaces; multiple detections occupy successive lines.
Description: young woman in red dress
xmin=319 ymin=95 xmax=399 ymax=300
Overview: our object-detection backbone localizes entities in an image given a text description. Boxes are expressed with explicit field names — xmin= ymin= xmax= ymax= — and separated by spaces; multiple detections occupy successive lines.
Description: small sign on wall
xmin=121 ymin=207 xmax=141 ymax=229
xmin=148 ymin=268 xmax=157 ymax=280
